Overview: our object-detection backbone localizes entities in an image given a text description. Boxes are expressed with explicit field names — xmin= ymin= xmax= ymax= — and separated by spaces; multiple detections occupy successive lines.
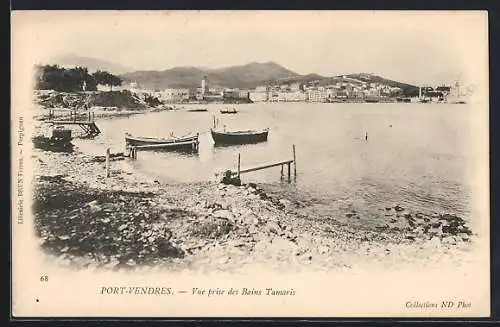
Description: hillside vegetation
xmin=120 ymin=62 xmax=300 ymax=90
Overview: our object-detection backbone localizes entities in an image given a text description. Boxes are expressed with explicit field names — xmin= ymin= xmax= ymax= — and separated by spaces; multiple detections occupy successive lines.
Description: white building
xmin=277 ymin=91 xmax=307 ymax=102
xmin=307 ymin=89 xmax=327 ymax=102
xmin=249 ymin=91 xmax=268 ymax=102
xmin=163 ymin=88 xmax=191 ymax=102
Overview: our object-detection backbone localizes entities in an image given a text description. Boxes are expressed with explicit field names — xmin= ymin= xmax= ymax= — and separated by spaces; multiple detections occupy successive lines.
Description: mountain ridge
xmin=41 ymin=54 xmax=420 ymax=95
xmin=120 ymin=61 xmax=302 ymax=89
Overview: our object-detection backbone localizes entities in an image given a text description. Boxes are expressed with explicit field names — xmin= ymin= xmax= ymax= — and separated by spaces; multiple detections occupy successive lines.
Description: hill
xmin=345 ymin=73 xmax=420 ymax=97
xmin=272 ymin=73 xmax=327 ymax=85
xmin=120 ymin=62 xmax=301 ymax=90
xmin=46 ymin=54 xmax=134 ymax=75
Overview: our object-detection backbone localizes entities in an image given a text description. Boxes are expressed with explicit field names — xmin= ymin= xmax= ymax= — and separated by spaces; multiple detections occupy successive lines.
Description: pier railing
xmin=48 ymin=109 xmax=95 ymax=122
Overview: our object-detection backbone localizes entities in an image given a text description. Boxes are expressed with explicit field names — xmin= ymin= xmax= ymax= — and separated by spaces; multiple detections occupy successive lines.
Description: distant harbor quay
xmin=122 ymin=73 xmax=471 ymax=105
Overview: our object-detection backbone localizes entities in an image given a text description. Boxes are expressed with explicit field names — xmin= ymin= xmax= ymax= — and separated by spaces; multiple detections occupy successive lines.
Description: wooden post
xmin=287 ymin=162 xmax=291 ymax=183
xmin=237 ymin=153 xmax=241 ymax=177
xmin=105 ymin=148 xmax=110 ymax=178
xmin=292 ymin=144 xmax=297 ymax=179
xmin=280 ymin=164 xmax=284 ymax=179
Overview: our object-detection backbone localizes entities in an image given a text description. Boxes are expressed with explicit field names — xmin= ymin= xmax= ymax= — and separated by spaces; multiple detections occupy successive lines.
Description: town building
xmin=163 ymin=88 xmax=192 ymax=102
xmin=249 ymin=91 xmax=268 ymax=102
xmin=307 ymin=89 xmax=327 ymax=102
xmin=275 ymin=91 xmax=306 ymax=102
xmin=238 ymin=90 xmax=250 ymax=100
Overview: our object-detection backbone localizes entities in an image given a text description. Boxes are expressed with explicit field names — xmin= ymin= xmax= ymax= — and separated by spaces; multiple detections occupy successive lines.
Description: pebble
xmin=318 ymin=245 xmax=330 ymax=255
xmin=213 ymin=210 xmax=234 ymax=220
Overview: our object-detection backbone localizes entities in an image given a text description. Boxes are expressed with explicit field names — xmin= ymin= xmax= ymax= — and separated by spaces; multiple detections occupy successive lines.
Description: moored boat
xmin=187 ymin=108 xmax=208 ymax=112
xmin=125 ymin=132 xmax=199 ymax=151
xmin=210 ymin=128 xmax=269 ymax=145
xmin=220 ymin=108 xmax=238 ymax=114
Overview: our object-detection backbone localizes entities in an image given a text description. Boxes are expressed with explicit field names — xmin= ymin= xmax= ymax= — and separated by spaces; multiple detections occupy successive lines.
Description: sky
xmin=12 ymin=11 xmax=488 ymax=87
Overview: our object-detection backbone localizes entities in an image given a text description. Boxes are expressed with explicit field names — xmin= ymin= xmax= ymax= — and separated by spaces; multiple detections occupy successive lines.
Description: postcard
xmin=11 ymin=10 xmax=490 ymax=318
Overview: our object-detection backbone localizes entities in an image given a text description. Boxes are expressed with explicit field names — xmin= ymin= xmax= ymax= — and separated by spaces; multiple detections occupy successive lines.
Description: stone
xmin=318 ymin=245 xmax=330 ymax=255
xmin=267 ymin=221 xmax=284 ymax=236
xmin=442 ymin=236 xmax=457 ymax=245
xmin=429 ymin=236 xmax=441 ymax=247
xmin=279 ymin=199 xmax=292 ymax=207
xmin=394 ymin=205 xmax=404 ymax=212
xmin=459 ymin=233 xmax=470 ymax=242
xmin=414 ymin=226 xmax=425 ymax=235
xmin=405 ymin=234 xmax=416 ymax=240
xmin=213 ymin=210 xmax=234 ymax=220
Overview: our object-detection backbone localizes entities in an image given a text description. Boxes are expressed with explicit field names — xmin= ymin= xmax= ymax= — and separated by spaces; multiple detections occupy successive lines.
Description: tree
xmin=92 ymin=70 xmax=122 ymax=91
xmin=34 ymin=65 xmax=97 ymax=92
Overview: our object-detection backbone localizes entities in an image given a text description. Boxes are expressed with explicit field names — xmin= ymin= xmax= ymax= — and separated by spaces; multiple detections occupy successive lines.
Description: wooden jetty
xmin=48 ymin=109 xmax=101 ymax=137
xmin=232 ymin=144 xmax=297 ymax=183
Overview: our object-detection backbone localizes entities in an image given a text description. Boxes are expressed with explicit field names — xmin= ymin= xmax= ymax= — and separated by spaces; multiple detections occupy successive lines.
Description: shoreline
xmin=31 ymin=134 xmax=477 ymax=273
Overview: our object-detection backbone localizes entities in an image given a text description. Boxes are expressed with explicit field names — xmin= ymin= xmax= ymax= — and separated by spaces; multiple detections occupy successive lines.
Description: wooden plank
xmin=50 ymin=121 xmax=96 ymax=125
xmin=237 ymin=160 xmax=294 ymax=175
xmin=105 ymin=148 xmax=110 ymax=178
xmin=293 ymin=144 xmax=297 ymax=177
xmin=237 ymin=153 xmax=241 ymax=177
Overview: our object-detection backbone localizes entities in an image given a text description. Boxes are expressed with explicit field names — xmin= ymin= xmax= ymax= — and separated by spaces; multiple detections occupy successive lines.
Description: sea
xmin=74 ymin=102 xmax=479 ymax=227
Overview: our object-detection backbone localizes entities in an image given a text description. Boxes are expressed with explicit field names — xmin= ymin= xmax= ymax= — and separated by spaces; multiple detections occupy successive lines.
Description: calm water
xmin=75 ymin=103 xmax=475 ymax=224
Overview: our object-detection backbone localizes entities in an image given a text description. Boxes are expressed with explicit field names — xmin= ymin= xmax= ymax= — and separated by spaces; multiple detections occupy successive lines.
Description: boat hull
xmin=210 ymin=129 xmax=268 ymax=145
xmin=187 ymin=109 xmax=208 ymax=112
xmin=125 ymin=133 xmax=199 ymax=151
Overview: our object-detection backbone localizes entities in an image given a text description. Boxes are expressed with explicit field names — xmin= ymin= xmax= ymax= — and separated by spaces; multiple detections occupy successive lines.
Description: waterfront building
xmin=249 ymin=91 xmax=268 ymax=102
xmin=222 ymin=88 xmax=249 ymax=101
xmin=268 ymin=91 xmax=280 ymax=102
xmin=163 ymin=88 xmax=192 ymax=102
xmin=276 ymin=91 xmax=307 ymax=102
xmin=210 ymin=87 xmax=224 ymax=94
xmin=307 ymin=89 xmax=327 ymax=102
xmin=238 ymin=90 xmax=250 ymax=100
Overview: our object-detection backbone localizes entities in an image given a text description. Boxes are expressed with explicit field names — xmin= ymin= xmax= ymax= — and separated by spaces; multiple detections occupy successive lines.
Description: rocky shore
xmin=32 ymin=90 xmax=172 ymax=122
xmin=32 ymin=142 xmax=477 ymax=273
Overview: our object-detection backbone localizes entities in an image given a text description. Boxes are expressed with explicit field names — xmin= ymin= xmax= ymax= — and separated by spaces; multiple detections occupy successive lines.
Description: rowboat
xmin=210 ymin=128 xmax=269 ymax=146
xmin=187 ymin=108 xmax=208 ymax=112
xmin=125 ymin=132 xmax=199 ymax=151
xmin=220 ymin=108 xmax=238 ymax=114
